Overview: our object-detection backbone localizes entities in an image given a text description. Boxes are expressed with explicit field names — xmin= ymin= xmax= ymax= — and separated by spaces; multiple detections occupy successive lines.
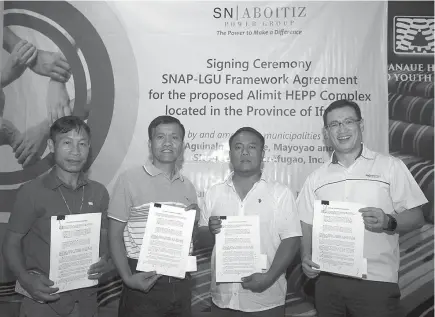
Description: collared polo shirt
xmin=107 ymin=160 xmax=198 ymax=259
xmin=297 ymin=146 xmax=428 ymax=283
xmin=198 ymin=174 xmax=302 ymax=312
xmin=7 ymin=167 xmax=109 ymax=316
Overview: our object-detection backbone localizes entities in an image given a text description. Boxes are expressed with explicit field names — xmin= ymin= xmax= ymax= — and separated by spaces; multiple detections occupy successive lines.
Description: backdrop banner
xmin=0 ymin=0 xmax=387 ymax=299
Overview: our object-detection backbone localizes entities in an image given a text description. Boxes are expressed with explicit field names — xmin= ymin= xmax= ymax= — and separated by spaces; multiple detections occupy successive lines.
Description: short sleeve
xmin=7 ymin=184 xmax=38 ymax=234
xmin=296 ymin=174 xmax=316 ymax=225
xmin=107 ymin=172 xmax=131 ymax=222
xmin=276 ymin=186 xmax=302 ymax=240
xmin=198 ymin=186 xmax=214 ymax=227
xmin=389 ymin=158 xmax=428 ymax=213
xmin=184 ymin=178 xmax=198 ymax=205
xmin=100 ymin=186 xmax=110 ymax=230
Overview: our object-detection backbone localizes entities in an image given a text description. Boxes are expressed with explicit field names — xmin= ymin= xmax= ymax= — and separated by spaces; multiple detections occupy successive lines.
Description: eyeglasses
xmin=325 ymin=118 xmax=361 ymax=130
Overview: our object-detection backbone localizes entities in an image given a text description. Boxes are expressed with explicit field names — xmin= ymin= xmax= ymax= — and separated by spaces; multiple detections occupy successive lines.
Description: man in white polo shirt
xmin=108 ymin=115 xmax=199 ymax=317
xmin=198 ymin=127 xmax=302 ymax=317
xmin=297 ymin=99 xmax=427 ymax=317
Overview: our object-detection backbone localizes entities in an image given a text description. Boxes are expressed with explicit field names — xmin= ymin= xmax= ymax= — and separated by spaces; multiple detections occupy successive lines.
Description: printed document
xmin=49 ymin=213 xmax=101 ymax=293
xmin=312 ymin=200 xmax=366 ymax=278
xmin=137 ymin=203 xmax=196 ymax=278
xmin=216 ymin=215 xmax=262 ymax=283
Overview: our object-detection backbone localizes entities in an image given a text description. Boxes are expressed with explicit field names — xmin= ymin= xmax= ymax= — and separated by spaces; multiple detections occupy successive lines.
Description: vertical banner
xmin=387 ymin=1 xmax=434 ymax=316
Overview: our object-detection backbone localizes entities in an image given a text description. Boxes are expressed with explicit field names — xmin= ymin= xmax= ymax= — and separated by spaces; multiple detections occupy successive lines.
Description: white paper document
xmin=215 ymin=215 xmax=263 ymax=283
xmin=136 ymin=203 xmax=196 ymax=278
xmin=49 ymin=213 xmax=101 ymax=293
xmin=312 ymin=200 xmax=366 ymax=278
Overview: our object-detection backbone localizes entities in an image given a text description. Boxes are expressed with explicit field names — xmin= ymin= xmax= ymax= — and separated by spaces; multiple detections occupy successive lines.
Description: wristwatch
xmin=384 ymin=214 xmax=397 ymax=232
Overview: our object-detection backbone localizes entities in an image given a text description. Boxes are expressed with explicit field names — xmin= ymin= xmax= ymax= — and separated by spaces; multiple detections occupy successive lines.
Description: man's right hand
xmin=208 ymin=216 xmax=222 ymax=235
xmin=124 ymin=272 xmax=161 ymax=293
xmin=302 ymin=254 xmax=320 ymax=279
xmin=19 ymin=271 xmax=60 ymax=302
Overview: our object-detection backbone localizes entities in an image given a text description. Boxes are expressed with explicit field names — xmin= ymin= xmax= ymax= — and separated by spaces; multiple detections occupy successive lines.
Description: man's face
xmin=48 ymin=129 xmax=90 ymax=173
xmin=324 ymin=106 xmax=364 ymax=154
xmin=148 ymin=123 xmax=183 ymax=164
xmin=230 ymin=131 xmax=264 ymax=175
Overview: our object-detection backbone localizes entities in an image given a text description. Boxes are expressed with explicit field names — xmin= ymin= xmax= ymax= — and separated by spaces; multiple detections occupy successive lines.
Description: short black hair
xmin=323 ymin=100 xmax=362 ymax=127
xmin=50 ymin=116 xmax=91 ymax=142
xmin=148 ymin=115 xmax=185 ymax=141
xmin=229 ymin=127 xmax=265 ymax=150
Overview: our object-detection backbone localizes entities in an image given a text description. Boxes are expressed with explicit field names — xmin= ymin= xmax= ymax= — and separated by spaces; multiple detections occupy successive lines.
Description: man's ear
xmin=148 ymin=139 xmax=152 ymax=151
xmin=322 ymin=127 xmax=329 ymax=141
xmin=47 ymin=138 xmax=55 ymax=153
xmin=359 ymin=119 xmax=364 ymax=133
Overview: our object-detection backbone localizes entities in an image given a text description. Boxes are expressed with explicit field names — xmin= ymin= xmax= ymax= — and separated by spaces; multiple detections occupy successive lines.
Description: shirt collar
xmin=43 ymin=167 xmax=88 ymax=190
xmin=224 ymin=171 xmax=267 ymax=187
xmin=330 ymin=144 xmax=375 ymax=165
xmin=143 ymin=160 xmax=184 ymax=182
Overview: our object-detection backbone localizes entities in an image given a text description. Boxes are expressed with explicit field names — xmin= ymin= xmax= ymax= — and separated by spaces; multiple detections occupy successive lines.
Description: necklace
xmin=58 ymin=186 xmax=85 ymax=215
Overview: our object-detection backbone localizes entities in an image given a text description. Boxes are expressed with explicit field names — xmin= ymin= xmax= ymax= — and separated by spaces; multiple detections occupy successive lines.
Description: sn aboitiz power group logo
xmin=213 ymin=5 xmax=307 ymax=29
xmin=394 ymin=16 xmax=435 ymax=55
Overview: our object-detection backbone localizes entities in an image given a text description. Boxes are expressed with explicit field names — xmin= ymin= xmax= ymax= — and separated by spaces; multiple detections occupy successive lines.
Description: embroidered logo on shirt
xmin=366 ymin=174 xmax=380 ymax=178
xmin=88 ymin=202 xmax=94 ymax=205
xmin=258 ymin=199 xmax=262 ymax=203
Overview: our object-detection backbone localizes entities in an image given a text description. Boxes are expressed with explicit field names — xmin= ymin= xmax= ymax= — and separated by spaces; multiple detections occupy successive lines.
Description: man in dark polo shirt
xmin=108 ymin=115 xmax=199 ymax=317
xmin=3 ymin=116 xmax=110 ymax=317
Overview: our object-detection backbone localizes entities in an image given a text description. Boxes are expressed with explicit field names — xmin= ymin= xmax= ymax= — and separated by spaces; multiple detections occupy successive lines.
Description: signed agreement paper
xmin=216 ymin=215 xmax=263 ymax=283
xmin=49 ymin=213 xmax=101 ymax=293
xmin=312 ymin=200 xmax=367 ymax=278
xmin=137 ymin=203 xmax=196 ymax=278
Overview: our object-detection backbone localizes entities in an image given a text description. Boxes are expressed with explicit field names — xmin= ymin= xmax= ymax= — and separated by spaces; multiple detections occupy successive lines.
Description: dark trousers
xmin=315 ymin=273 xmax=404 ymax=317
xmin=118 ymin=258 xmax=191 ymax=317
xmin=211 ymin=302 xmax=285 ymax=317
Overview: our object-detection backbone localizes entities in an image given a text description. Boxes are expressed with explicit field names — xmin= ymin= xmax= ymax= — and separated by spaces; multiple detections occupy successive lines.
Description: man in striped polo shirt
xmin=297 ymin=99 xmax=428 ymax=317
xmin=108 ymin=115 xmax=198 ymax=317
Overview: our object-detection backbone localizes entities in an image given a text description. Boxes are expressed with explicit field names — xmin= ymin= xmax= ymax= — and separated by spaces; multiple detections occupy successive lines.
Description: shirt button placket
xmin=344 ymin=169 xmax=349 ymax=201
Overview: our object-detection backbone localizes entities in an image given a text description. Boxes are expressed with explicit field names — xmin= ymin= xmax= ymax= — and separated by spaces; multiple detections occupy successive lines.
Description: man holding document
xmin=108 ymin=115 xmax=199 ymax=317
xmin=198 ymin=127 xmax=302 ymax=317
xmin=3 ymin=116 xmax=111 ymax=317
xmin=297 ymin=100 xmax=428 ymax=317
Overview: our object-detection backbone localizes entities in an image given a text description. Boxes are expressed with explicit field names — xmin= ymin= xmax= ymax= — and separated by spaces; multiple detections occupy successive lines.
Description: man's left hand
xmin=241 ymin=273 xmax=273 ymax=293
xmin=88 ymin=256 xmax=111 ymax=280
xmin=359 ymin=207 xmax=388 ymax=231
xmin=30 ymin=50 xmax=71 ymax=83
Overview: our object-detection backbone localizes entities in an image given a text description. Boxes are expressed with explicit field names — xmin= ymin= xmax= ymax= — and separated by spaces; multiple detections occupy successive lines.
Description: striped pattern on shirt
xmin=124 ymin=202 xmax=193 ymax=259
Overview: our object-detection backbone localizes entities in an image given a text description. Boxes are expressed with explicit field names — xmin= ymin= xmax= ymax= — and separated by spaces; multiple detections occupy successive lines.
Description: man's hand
xmin=124 ymin=272 xmax=161 ymax=293
xmin=241 ymin=273 xmax=273 ymax=293
xmin=19 ymin=271 xmax=60 ymax=302
xmin=13 ymin=120 xmax=49 ymax=167
xmin=302 ymin=254 xmax=320 ymax=279
xmin=88 ymin=256 xmax=111 ymax=280
xmin=30 ymin=51 xmax=71 ymax=83
xmin=46 ymin=80 xmax=71 ymax=125
xmin=1 ymin=40 xmax=37 ymax=87
xmin=359 ymin=207 xmax=388 ymax=231
xmin=208 ymin=216 xmax=222 ymax=235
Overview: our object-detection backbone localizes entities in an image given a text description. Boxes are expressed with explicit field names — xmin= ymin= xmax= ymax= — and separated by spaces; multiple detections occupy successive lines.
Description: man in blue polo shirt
xmin=108 ymin=115 xmax=199 ymax=317
xmin=3 ymin=116 xmax=110 ymax=317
